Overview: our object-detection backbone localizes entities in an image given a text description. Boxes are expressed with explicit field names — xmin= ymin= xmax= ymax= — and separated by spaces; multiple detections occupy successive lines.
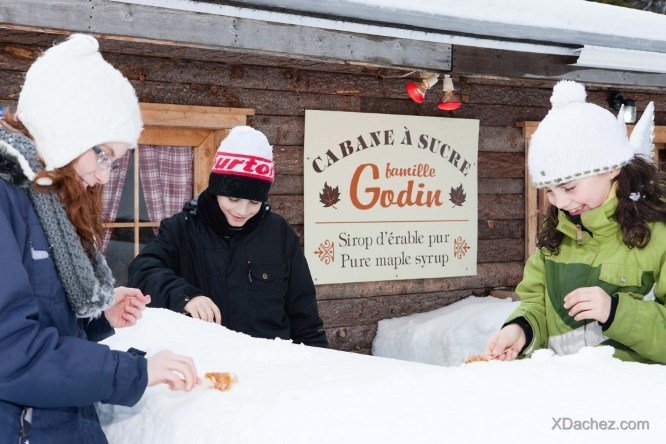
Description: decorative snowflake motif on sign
xmin=454 ymin=236 xmax=470 ymax=260
xmin=314 ymin=240 xmax=335 ymax=264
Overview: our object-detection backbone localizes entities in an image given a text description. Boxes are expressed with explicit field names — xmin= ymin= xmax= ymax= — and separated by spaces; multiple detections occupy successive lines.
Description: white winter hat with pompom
xmin=17 ymin=34 xmax=142 ymax=171
xmin=528 ymin=80 xmax=634 ymax=188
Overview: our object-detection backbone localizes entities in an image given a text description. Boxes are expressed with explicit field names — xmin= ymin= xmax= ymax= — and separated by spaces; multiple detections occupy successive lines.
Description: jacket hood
xmin=0 ymin=126 xmax=37 ymax=188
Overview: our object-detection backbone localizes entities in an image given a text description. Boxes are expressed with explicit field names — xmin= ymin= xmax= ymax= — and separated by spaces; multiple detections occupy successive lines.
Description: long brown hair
xmin=3 ymin=107 xmax=105 ymax=256
xmin=537 ymin=156 xmax=666 ymax=254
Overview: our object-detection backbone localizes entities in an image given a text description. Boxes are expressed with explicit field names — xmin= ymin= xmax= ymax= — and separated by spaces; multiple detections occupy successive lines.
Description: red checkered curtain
xmin=139 ymin=145 xmax=193 ymax=232
xmin=101 ymin=151 xmax=132 ymax=252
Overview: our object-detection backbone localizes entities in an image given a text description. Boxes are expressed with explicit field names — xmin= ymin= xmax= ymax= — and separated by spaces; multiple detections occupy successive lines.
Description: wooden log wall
xmin=2 ymin=29 xmax=665 ymax=354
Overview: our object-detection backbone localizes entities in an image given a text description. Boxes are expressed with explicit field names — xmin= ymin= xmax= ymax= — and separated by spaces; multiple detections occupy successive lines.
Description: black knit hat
xmin=207 ymin=126 xmax=274 ymax=201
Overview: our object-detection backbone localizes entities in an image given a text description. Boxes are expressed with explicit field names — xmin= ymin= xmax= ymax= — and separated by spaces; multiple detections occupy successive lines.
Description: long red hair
xmin=3 ymin=107 xmax=105 ymax=257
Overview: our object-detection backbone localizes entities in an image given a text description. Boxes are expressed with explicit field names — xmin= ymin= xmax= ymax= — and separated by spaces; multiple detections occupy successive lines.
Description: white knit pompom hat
xmin=17 ymin=34 xmax=142 ymax=171
xmin=528 ymin=80 xmax=634 ymax=188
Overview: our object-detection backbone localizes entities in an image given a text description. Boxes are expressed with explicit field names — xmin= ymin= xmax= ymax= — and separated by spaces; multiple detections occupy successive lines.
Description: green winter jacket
xmin=507 ymin=195 xmax=666 ymax=363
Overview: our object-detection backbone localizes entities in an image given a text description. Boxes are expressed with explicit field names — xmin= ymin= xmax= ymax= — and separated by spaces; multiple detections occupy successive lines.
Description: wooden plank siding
xmin=2 ymin=33 xmax=666 ymax=353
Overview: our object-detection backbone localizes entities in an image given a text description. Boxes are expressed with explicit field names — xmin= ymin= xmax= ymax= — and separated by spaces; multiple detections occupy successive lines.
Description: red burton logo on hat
xmin=212 ymin=151 xmax=275 ymax=183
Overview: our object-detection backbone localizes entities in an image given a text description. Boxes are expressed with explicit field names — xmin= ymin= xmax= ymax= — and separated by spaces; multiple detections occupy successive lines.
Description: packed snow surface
xmin=373 ymin=295 xmax=520 ymax=366
xmin=116 ymin=0 xmax=666 ymax=47
xmin=98 ymin=308 xmax=666 ymax=443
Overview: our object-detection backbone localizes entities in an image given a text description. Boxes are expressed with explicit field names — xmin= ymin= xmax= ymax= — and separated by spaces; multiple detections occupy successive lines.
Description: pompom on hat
xmin=528 ymin=80 xmax=635 ymax=188
xmin=17 ymin=34 xmax=142 ymax=171
xmin=207 ymin=126 xmax=274 ymax=202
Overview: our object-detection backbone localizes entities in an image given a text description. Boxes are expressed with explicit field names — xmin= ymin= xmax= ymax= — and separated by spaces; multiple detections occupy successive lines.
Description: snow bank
xmin=372 ymin=295 xmax=520 ymax=366
xmin=348 ymin=0 xmax=666 ymax=40
xmin=98 ymin=308 xmax=666 ymax=443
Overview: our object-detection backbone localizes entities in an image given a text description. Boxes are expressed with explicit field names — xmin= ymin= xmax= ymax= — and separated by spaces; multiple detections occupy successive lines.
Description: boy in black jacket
xmin=128 ymin=126 xmax=328 ymax=347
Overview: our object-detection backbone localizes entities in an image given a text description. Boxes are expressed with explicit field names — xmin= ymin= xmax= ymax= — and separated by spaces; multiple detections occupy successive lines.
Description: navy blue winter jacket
xmin=0 ymin=177 xmax=148 ymax=444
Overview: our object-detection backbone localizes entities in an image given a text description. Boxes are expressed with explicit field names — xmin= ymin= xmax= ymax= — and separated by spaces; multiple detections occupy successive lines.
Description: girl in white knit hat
xmin=128 ymin=125 xmax=328 ymax=348
xmin=0 ymin=34 xmax=198 ymax=443
xmin=485 ymin=80 xmax=666 ymax=363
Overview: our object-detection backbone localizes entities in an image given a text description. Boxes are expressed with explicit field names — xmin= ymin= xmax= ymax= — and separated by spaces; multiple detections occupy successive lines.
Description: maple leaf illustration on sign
xmin=320 ymin=182 xmax=341 ymax=208
xmin=449 ymin=184 xmax=466 ymax=207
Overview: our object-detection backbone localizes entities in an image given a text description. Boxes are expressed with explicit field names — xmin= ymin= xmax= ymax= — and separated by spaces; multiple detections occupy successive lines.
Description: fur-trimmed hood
xmin=0 ymin=139 xmax=36 ymax=189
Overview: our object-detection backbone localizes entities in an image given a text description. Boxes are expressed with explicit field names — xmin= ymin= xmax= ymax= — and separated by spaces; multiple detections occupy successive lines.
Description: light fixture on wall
xmin=437 ymin=74 xmax=462 ymax=111
xmin=608 ymin=92 xmax=637 ymax=124
xmin=405 ymin=73 xmax=439 ymax=103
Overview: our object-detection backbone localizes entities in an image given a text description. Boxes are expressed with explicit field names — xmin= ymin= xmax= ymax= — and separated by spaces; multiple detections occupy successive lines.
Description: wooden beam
xmin=325 ymin=324 xmax=377 ymax=352
xmin=139 ymin=103 xmax=253 ymax=129
xmin=518 ymin=122 xmax=540 ymax=262
xmin=139 ymin=127 xmax=211 ymax=146
xmin=319 ymin=289 xmax=477 ymax=328
xmin=133 ymin=144 xmax=140 ymax=257
xmin=0 ymin=102 xmax=256 ymax=143
xmin=489 ymin=289 xmax=519 ymax=300
xmin=140 ymin=103 xmax=254 ymax=116
xmin=193 ymin=129 xmax=229 ymax=196
xmin=315 ymin=261 xmax=524 ymax=300
xmin=0 ymin=27 xmax=412 ymax=78
xmin=653 ymin=126 xmax=666 ymax=142
xmin=454 ymin=46 xmax=666 ymax=88
xmin=0 ymin=0 xmax=452 ymax=71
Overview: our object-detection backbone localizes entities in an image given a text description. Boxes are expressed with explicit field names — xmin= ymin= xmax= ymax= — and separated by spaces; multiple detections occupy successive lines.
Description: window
xmin=102 ymin=103 xmax=254 ymax=285
xmin=102 ymin=144 xmax=194 ymax=284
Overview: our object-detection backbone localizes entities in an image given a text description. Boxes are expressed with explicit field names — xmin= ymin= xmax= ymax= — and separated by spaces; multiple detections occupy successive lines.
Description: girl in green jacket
xmin=486 ymin=80 xmax=666 ymax=363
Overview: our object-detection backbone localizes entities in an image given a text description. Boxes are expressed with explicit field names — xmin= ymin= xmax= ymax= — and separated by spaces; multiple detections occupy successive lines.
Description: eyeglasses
xmin=92 ymin=145 xmax=115 ymax=170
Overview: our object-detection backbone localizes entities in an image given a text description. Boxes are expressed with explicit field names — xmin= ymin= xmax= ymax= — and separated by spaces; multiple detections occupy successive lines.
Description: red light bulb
xmin=405 ymin=74 xmax=438 ymax=103
xmin=437 ymin=98 xmax=462 ymax=111
xmin=406 ymin=81 xmax=426 ymax=103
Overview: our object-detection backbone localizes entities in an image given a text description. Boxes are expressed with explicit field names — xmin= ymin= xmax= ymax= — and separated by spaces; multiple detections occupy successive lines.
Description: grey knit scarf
xmin=0 ymin=126 xmax=115 ymax=318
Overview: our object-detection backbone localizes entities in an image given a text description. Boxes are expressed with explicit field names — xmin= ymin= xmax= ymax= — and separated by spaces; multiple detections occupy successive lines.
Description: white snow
xmin=113 ymin=0 xmax=666 ymax=53
xmin=372 ymin=295 xmax=520 ymax=367
xmin=98 ymin=308 xmax=666 ymax=443
xmin=343 ymin=0 xmax=666 ymax=41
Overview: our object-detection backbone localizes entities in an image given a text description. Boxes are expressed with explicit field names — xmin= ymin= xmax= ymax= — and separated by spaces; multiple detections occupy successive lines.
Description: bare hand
xmin=485 ymin=324 xmax=527 ymax=361
xmin=105 ymin=287 xmax=151 ymax=328
xmin=563 ymin=286 xmax=612 ymax=323
xmin=184 ymin=296 xmax=222 ymax=324
xmin=147 ymin=350 xmax=201 ymax=392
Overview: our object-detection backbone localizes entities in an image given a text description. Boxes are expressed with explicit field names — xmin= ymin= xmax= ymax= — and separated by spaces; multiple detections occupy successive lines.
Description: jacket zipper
xmin=575 ymin=224 xmax=584 ymax=245
xmin=247 ymin=260 xmax=252 ymax=283
xmin=19 ymin=407 xmax=31 ymax=444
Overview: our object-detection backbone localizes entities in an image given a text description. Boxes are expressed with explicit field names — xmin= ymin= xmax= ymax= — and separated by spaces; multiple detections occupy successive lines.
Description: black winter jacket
xmin=128 ymin=204 xmax=328 ymax=347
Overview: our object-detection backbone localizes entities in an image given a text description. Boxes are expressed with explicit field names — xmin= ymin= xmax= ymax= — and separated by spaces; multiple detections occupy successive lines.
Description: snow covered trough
xmin=98 ymin=308 xmax=665 ymax=443
xmin=372 ymin=295 xmax=520 ymax=367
